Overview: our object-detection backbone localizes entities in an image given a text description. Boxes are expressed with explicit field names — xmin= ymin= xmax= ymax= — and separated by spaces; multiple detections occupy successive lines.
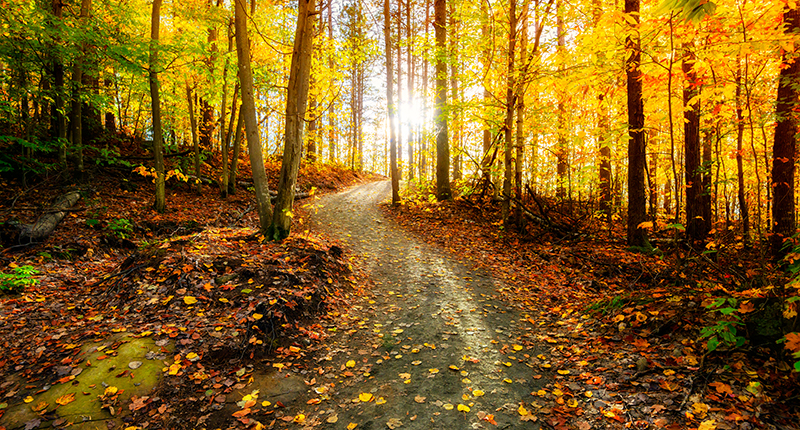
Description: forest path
xmin=300 ymin=180 xmax=547 ymax=429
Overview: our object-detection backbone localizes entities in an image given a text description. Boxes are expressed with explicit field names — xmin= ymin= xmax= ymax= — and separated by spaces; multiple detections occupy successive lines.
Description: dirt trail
xmin=300 ymin=181 xmax=547 ymax=429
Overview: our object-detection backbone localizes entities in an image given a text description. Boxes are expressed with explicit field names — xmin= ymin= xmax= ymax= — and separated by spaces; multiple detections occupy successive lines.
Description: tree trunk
xmin=228 ymin=107 xmax=244 ymax=195
xmin=625 ymin=0 xmax=647 ymax=247
xmin=501 ymin=0 xmax=516 ymax=223
xmin=149 ymin=0 xmax=166 ymax=213
xmin=17 ymin=191 xmax=82 ymax=245
xmin=407 ymin=0 xmax=415 ymax=181
xmin=771 ymin=5 xmax=800 ymax=258
xmin=386 ymin=0 xmax=401 ymax=204
xmin=327 ymin=0 xmax=337 ymax=163
xmin=735 ymin=60 xmax=749 ymax=240
xmin=396 ymin=8 xmax=403 ymax=179
xmin=270 ymin=0 xmax=317 ymax=240
xmin=434 ymin=0 xmax=451 ymax=201
xmin=555 ymin=0 xmax=568 ymax=199
xmin=683 ymin=41 xmax=706 ymax=242
xmin=52 ymin=0 xmax=67 ymax=167
xmin=514 ymin=1 xmax=528 ymax=228
xmin=186 ymin=83 xmax=200 ymax=192
xmin=234 ymin=0 xmax=273 ymax=232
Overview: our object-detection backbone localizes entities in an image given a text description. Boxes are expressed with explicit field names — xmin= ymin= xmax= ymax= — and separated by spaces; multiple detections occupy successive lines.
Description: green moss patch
xmin=1 ymin=334 xmax=170 ymax=429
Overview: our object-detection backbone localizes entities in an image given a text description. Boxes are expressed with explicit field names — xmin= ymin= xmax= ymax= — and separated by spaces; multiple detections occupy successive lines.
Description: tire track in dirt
xmin=301 ymin=181 xmax=547 ymax=429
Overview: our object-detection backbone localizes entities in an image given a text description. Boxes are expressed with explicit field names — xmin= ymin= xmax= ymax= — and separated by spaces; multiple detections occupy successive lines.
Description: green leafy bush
xmin=0 ymin=265 xmax=39 ymax=293
xmin=107 ymin=218 xmax=133 ymax=238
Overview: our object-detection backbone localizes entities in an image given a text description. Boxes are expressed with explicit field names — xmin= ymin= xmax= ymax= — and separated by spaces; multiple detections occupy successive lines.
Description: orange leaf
xmin=232 ymin=408 xmax=251 ymax=418
xmin=632 ymin=338 xmax=650 ymax=350
xmin=55 ymin=393 xmax=75 ymax=406
xmin=785 ymin=332 xmax=800 ymax=352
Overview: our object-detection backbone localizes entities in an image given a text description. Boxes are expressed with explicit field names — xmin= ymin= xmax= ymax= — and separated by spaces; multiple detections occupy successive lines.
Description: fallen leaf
xmin=326 ymin=414 xmax=338 ymax=423
xmin=232 ymin=408 xmax=250 ymax=418
xmin=386 ymin=418 xmax=403 ymax=429
xmin=698 ymin=419 xmax=717 ymax=430
xmin=457 ymin=404 xmax=470 ymax=412
xmin=414 ymin=395 xmax=426 ymax=403
xmin=358 ymin=393 xmax=373 ymax=402
xmin=346 ymin=360 xmax=356 ymax=368
xmin=473 ymin=389 xmax=485 ymax=397
xmin=183 ymin=296 xmax=197 ymax=305
xmin=55 ymin=393 xmax=75 ymax=406
xmin=293 ymin=413 xmax=305 ymax=423
xmin=347 ymin=423 xmax=358 ymax=430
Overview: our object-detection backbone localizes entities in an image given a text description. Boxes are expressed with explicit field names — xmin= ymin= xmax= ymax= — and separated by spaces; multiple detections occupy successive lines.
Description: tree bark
xmin=186 ymin=83 xmax=200 ymax=192
xmin=228 ymin=107 xmax=244 ymax=195
xmin=434 ymin=0 xmax=451 ymax=201
xmin=683 ymin=41 xmax=706 ymax=242
xmin=270 ymin=0 xmax=317 ymax=240
xmin=386 ymin=0 xmax=401 ymax=204
xmin=149 ymin=0 xmax=166 ymax=213
xmin=625 ymin=0 xmax=647 ymax=247
xmin=501 ymin=0 xmax=517 ymax=223
xmin=234 ymin=0 xmax=273 ymax=232
xmin=555 ymin=0 xmax=567 ymax=199
xmin=771 ymin=5 xmax=800 ymax=258
xmin=17 ymin=191 xmax=82 ymax=245
xmin=735 ymin=59 xmax=749 ymax=240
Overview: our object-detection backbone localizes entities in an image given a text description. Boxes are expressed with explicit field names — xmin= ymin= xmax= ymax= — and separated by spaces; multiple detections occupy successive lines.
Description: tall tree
xmin=386 ymin=0 xmax=401 ymax=204
xmin=501 ymin=0 xmax=517 ymax=223
xmin=594 ymin=0 xmax=612 ymax=217
xmin=270 ymin=0 xmax=317 ymax=240
xmin=149 ymin=0 xmax=166 ymax=212
xmin=71 ymin=0 xmax=92 ymax=175
xmin=683 ymin=41 xmax=707 ymax=242
xmin=555 ymin=0 xmax=567 ymax=199
xmin=434 ymin=0 xmax=451 ymax=200
xmin=234 ymin=0 xmax=273 ymax=232
xmin=625 ymin=0 xmax=647 ymax=247
xmin=771 ymin=5 xmax=800 ymax=258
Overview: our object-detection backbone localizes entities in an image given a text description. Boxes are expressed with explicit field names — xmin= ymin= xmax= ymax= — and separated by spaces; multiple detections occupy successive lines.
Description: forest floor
xmin=0 ymin=171 xmax=798 ymax=430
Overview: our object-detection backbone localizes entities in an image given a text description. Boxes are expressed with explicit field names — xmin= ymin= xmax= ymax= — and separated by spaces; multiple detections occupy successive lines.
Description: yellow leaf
xmin=104 ymin=386 xmax=118 ymax=396
xmin=443 ymin=403 xmax=454 ymax=410
xmin=253 ymin=313 xmax=263 ymax=320
xmin=183 ymin=296 xmax=197 ymax=305
xmin=449 ymin=365 xmax=459 ymax=370
xmin=637 ymin=221 xmax=653 ymax=229
xmin=55 ymin=393 xmax=75 ymax=406
xmin=186 ymin=352 xmax=198 ymax=361
xmin=219 ymin=298 xmax=229 ymax=303
xmin=293 ymin=413 xmax=305 ymax=423
xmin=346 ymin=360 xmax=356 ymax=368
xmin=457 ymin=404 xmax=470 ymax=412
xmin=567 ymin=398 xmax=579 ymax=408
xmin=518 ymin=405 xmax=529 ymax=416
xmin=503 ymin=378 xmax=512 ymax=383
xmin=376 ymin=397 xmax=387 ymax=405
xmin=698 ymin=419 xmax=717 ymax=430
xmin=347 ymin=424 xmax=358 ymax=430
xmin=429 ymin=368 xmax=439 ymax=374
xmin=613 ymin=314 xmax=625 ymax=322
xmin=557 ymin=369 xmax=570 ymax=375
xmin=513 ymin=344 xmax=524 ymax=351
xmin=358 ymin=393 xmax=373 ymax=402
xmin=23 ymin=396 xmax=34 ymax=403
xmin=168 ymin=363 xmax=181 ymax=375
xmin=473 ymin=390 xmax=485 ymax=397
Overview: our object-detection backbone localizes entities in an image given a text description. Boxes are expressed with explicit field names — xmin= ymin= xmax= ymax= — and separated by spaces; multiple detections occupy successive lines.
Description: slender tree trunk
xmin=52 ymin=0 xmax=68 ymax=167
xmin=625 ymin=0 xmax=647 ymax=247
xmin=270 ymin=0 xmax=317 ymax=240
xmin=407 ymin=0 xmax=415 ymax=180
xmin=220 ymin=25 xmax=232 ymax=198
xmin=501 ymin=0 xmax=517 ymax=223
xmin=555 ymin=0 xmax=567 ymax=199
xmin=234 ymin=0 xmax=273 ymax=231
xmin=514 ymin=1 xmax=528 ymax=227
xmin=734 ymin=59 xmax=749 ymax=241
xmin=149 ymin=0 xmax=166 ymax=212
xmin=327 ymin=0 xmax=337 ymax=163
xmin=228 ymin=107 xmax=243 ymax=194
xmin=771 ymin=5 xmax=800 ymax=258
xmin=186 ymin=83 xmax=200 ymax=191
xmin=420 ymin=0 xmax=430 ymax=181
xmin=683 ymin=41 xmax=706 ymax=242
xmin=386 ymin=0 xmax=400 ymax=203
xmin=667 ymin=14 xmax=680 ymax=221
xmin=434 ymin=0 xmax=451 ymax=200
xmin=449 ymin=2 xmax=461 ymax=181
xmin=396 ymin=7 xmax=404 ymax=179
